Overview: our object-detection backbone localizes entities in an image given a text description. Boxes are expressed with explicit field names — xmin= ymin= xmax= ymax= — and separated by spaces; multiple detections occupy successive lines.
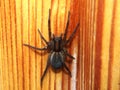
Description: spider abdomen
xmin=50 ymin=52 xmax=64 ymax=69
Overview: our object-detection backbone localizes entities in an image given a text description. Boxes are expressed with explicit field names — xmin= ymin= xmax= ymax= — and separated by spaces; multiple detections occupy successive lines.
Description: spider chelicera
xmin=24 ymin=9 xmax=79 ymax=85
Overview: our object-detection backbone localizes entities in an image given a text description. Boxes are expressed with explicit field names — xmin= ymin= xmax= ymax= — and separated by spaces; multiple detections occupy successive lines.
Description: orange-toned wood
xmin=0 ymin=0 xmax=120 ymax=90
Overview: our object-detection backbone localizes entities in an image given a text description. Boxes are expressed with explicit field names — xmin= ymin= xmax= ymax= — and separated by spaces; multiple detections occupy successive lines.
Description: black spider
xmin=24 ymin=9 xmax=79 ymax=85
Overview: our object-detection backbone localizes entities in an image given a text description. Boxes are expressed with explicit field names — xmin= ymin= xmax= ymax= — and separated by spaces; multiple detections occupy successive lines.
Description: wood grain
xmin=0 ymin=0 xmax=120 ymax=90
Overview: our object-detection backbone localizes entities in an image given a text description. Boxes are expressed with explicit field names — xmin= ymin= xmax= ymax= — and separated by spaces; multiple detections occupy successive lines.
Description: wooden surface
xmin=0 ymin=0 xmax=120 ymax=90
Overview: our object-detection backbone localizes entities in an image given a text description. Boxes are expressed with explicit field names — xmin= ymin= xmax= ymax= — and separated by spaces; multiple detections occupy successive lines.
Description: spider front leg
xmin=38 ymin=29 xmax=48 ymax=45
xmin=66 ymin=23 xmax=79 ymax=45
xmin=48 ymin=9 xmax=52 ymax=40
xmin=23 ymin=44 xmax=47 ymax=50
xmin=63 ymin=11 xmax=70 ymax=41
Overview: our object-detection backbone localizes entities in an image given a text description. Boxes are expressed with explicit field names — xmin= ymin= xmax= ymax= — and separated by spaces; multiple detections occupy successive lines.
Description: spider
xmin=24 ymin=9 xmax=79 ymax=85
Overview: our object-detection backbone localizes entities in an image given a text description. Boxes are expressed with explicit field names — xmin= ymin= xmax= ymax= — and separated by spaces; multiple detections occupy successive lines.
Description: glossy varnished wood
xmin=0 ymin=0 xmax=120 ymax=90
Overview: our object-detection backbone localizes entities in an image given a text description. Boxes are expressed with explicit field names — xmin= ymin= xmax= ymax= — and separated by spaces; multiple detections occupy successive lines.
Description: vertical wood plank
xmin=61 ymin=0 xmax=71 ymax=90
xmin=36 ymin=0 xmax=42 ymax=90
xmin=0 ymin=6 xmax=3 ymax=90
xmin=94 ymin=0 xmax=104 ymax=89
xmin=61 ymin=1 xmax=71 ymax=90
xmin=28 ymin=0 xmax=36 ymax=90
xmin=1 ymin=0 xmax=120 ymax=90
xmin=9 ymin=0 xmax=18 ymax=89
xmin=69 ymin=0 xmax=79 ymax=90
xmin=41 ymin=0 xmax=51 ymax=90
xmin=15 ymin=0 xmax=24 ymax=89
xmin=100 ymin=0 xmax=114 ymax=89
xmin=22 ymin=0 xmax=29 ymax=89
xmin=4 ymin=0 xmax=14 ymax=89
xmin=1 ymin=0 xmax=9 ymax=89
xmin=108 ymin=0 xmax=120 ymax=89
xmin=91 ymin=0 xmax=98 ymax=89
xmin=56 ymin=1 xmax=67 ymax=90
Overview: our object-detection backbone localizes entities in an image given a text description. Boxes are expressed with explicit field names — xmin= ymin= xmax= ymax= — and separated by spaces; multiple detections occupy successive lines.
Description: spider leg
xmin=63 ymin=11 xmax=70 ymax=41
xmin=62 ymin=49 xmax=75 ymax=59
xmin=63 ymin=62 xmax=72 ymax=77
xmin=48 ymin=9 xmax=52 ymax=40
xmin=23 ymin=44 xmax=47 ymax=50
xmin=66 ymin=23 xmax=79 ymax=45
xmin=65 ymin=52 xmax=75 ymax=59
xmin=41 ymin=58 xmax=50 ymax=86
xmin=38 ymin=29 xmax=48 ymax=45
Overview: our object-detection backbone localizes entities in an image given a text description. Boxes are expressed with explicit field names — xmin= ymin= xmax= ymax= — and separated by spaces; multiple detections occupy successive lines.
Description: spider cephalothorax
xmin=24 ymin=9 xmax=79 ymax=85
